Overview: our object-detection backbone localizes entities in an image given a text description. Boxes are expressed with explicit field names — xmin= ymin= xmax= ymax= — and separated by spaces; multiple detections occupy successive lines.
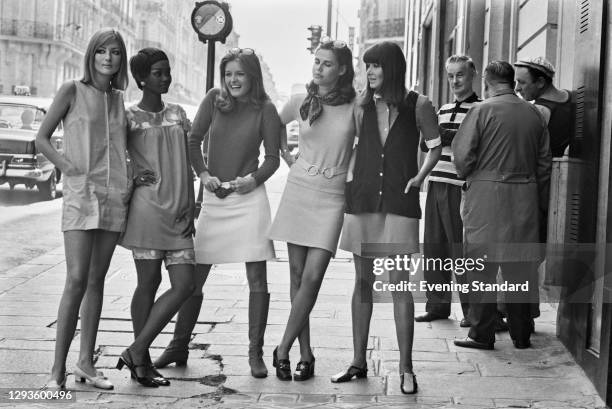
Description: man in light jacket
xmin=451 ymin=61 xmax=551 ymax=350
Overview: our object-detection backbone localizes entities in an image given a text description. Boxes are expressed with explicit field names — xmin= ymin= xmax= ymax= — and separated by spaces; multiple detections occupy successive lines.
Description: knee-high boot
xmin=248 ymin=292 xmax=270 ymax=378
xmin=153 ymin=294 xmax=203 ymax=368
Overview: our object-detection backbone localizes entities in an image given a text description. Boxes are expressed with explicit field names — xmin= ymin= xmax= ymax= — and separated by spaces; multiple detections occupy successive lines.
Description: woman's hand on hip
xmin=201 ymin=172 xmax=221 ymax=192
xmin=134 ymin=169 xmax=157 ymax=186
xmin=231 ymin=175 xmax=256 ymax=194
xmin=404 ymin=176 xmax=423 ymax=193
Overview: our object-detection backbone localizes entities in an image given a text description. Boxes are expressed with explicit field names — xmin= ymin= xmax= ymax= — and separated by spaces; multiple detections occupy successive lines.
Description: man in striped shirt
xmin=416 ymin=55 xmax=481 ymax=326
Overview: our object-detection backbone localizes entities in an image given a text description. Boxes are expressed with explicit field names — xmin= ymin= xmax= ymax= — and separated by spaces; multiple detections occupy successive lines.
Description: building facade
xmin=355 ymin=0 xmax=407 ymax=90
xmin=0 ymin=0 xmax=278 ymax=106
xmin=405 ymin=0 xmax=612 ymax=404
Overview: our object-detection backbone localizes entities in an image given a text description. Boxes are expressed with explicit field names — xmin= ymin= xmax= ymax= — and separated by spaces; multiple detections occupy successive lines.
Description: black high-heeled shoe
xmin=293 ymin=357 xmax=315 ymax=381
xmin=272 ymin=346 xmax=292 ymax=381
xmin=400 ymin=372 xmax=418 ymax=394
xmin=145 ymin=351 xmax=170 ymax=386
xmin=116 ymin=349 xmax=158 ymax=388
xmin=330 ymin=365 xmax=367 ymax=383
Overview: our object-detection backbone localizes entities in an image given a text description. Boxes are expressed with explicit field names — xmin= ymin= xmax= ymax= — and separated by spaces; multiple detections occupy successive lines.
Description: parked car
xmin=286 ymin=120 xmax=299 ymax=151
xmin=0 ymin=95 xmax=62 ymax=200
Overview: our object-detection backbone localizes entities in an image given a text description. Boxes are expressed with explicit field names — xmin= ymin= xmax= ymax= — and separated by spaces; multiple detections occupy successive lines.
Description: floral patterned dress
xmin=120 ymin=102 xmax=195 ymax=251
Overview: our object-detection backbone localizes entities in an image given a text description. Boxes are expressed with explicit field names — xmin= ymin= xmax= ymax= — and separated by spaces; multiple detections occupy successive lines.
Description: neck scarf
xmin=299 ymin=82 xmax=352 ymax=125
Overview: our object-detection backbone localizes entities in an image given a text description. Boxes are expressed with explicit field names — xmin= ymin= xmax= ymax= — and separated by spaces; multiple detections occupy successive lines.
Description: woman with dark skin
xmin=116 ymin=48 xmax=195 ymax=387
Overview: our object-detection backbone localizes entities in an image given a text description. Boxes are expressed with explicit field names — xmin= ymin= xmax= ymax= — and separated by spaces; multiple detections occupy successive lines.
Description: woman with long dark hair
xmin=36 ymin=28 xmax=131 ymax=390
xmin=154 ymin=48 xmax=280 ymax=379
xmin=332 ymin=41 xmax=441 ymax=394
xmin=269 ymin=38 xmax=357 ymax=381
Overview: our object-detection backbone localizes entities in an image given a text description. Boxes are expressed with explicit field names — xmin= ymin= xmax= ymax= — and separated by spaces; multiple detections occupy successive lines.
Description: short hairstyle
xmin=361 ymin=41 xmax=406 ymax=106
xmin=81 ymin=28 xmax=128 ymax=90
xmin=129 ymin=48 xmax=169 ymax=90
xmin=484 ymin=60 xmax=515 ymax=86
xmin=312 ymin=40 xmax=356 ymax=100
xmin=216 ymin=50 xmax=269 ymax=112
xmin=446 ymin=54 xmax=477 ymax=75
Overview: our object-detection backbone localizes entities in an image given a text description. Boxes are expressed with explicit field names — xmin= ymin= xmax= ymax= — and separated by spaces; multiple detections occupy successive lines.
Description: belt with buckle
xmin=296 ymin=156 xmax=347 ymax=179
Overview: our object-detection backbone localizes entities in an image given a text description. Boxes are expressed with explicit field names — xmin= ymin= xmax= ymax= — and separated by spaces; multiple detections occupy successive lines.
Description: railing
xmin=0 ymin=19 xmax=54 ymax=40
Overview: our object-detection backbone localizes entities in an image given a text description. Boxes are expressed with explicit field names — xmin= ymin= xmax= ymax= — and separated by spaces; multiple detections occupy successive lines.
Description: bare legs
xmin=347 ymin=254 xmax=415 ymax=375
xmin=127 ymin=263 xmax=195 ymax=364
xmin=50 ymin=229 xmax=120 ymax=383
xmin=277 ymin=243 xmax=332 ymax=360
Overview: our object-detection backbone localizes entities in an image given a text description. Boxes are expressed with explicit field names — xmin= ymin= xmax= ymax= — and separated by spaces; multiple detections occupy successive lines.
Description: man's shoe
xmin=459 ymin=317 xmax=471 ymax=328
xmin=513 ymin=339 xmax=531 ymax=349
xmin=414 ymin=312 xmax=447 ymax=322
xmin=453 ymin=337 xmax=494 ymax=350
xmin=495 ymin=317 xmax=509 ymax=332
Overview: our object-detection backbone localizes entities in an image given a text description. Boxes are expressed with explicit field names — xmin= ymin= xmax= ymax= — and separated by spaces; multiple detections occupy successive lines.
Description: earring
xmin=140 ymin=81 xmax=146 ymax=86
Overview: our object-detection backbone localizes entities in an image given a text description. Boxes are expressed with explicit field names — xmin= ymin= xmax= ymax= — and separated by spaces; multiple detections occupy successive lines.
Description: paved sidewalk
xmin=0 ymin=243 xmax=607 ymax=408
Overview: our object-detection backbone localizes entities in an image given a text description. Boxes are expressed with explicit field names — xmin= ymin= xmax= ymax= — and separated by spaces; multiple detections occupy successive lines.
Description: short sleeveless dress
xmin=269 ymin=94 xmax=357 ymax=255
xmin=120 ymin=103 xmax=194 ymax=251
xmin=61 ymin=81 xmax=130 ymax=232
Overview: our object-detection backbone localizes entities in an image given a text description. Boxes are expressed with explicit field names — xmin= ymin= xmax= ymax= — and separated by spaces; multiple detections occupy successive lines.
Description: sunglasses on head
xmin=226 ymin=47 xmax=255 ymax=56
xmin=319 ymin=37 xmax=347 ymax=49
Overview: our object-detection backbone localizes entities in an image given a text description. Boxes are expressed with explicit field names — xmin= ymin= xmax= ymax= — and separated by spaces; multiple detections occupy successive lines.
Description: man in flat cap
xmin=514 ymin=57 xmax=573 ymax=158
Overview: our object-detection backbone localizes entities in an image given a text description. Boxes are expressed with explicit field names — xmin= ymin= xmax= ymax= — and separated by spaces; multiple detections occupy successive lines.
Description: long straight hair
xmin=359 ymin=41 xmax=406 ymax=107
xmin=216 ymin=52 xmax=269 ymax=112
xmin=81 ymin=28 xmax=129 ymax=90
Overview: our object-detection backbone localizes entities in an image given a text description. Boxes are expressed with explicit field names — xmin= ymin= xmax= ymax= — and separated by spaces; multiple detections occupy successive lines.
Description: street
xmin=0 ymin=163 xmax=606 ymax=408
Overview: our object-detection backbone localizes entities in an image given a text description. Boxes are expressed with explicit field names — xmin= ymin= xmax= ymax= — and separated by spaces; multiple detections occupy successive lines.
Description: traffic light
xmin=307 ymin=25 xmax=322 ymax=54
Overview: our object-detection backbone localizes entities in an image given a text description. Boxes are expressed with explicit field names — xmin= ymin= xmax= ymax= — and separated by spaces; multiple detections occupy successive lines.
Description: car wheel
xmin=37 ymin=170 xmax=57 ymax=200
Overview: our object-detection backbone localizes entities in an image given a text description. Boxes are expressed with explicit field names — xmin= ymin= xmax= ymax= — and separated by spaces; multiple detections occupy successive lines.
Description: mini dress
xmin=269 ymin=94 xmax=357 ymax=255
xmin=120 ymin=103 xmax=194 ymax=255
xmin=61 ymin=81 xmax=131 ymax=232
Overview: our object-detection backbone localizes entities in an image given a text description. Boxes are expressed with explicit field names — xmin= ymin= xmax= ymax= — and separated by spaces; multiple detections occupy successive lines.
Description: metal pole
xmin=335 ymin=0 xmax=339 ymax=39
xmin=206 ymin=41 xmax=216 ymax=91
xmin=327 ymin=0 xmax=332 ymax=37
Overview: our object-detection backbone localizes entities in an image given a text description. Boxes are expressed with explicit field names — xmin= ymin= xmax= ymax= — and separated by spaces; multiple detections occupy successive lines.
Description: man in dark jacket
xmin=451 ymin=61 xmax=551 ymax=350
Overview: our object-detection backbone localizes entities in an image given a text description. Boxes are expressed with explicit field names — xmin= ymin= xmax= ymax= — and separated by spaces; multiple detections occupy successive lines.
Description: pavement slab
xmin=0 ymin=206 xmax=608 ymax=408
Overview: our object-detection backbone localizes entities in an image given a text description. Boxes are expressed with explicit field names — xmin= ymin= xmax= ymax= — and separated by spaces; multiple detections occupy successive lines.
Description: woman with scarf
xmin=269 ymin=38 xmax=357 ymax=381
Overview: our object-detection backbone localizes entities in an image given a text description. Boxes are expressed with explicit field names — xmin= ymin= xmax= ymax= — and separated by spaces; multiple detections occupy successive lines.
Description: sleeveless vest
xmin=346 ymin=91 xmax=421 ymax=218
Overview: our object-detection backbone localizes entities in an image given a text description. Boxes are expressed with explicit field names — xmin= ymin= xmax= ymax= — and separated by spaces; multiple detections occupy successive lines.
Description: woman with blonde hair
xmin=36 ymin=28 xmax=131 ymax=390
xmin=154 ymin=48 xmax=280 ymax=379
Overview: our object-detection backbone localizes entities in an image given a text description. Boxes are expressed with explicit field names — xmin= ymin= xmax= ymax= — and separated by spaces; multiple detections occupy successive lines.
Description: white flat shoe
xmin=40 ymin=374 xmax=66 ymax=390
xmin=74 ymin=366 xmax=114 ymax=390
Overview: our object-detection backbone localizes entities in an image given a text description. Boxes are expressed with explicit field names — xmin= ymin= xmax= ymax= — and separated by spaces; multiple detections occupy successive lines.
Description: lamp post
xmin=190 ymin=1 xmax=233 ymax=214
xmin=191 ymin=1 xmax=233 ymax=92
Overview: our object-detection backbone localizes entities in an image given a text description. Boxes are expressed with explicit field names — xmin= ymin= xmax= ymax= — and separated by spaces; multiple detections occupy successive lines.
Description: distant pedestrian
xmin=333 ymin=41 xmax=441 ymax=394
xmin=269 ymin=37 xmax=357 ymax=382
xmin=452 ymin=61 xmax=551 ymax=350
xmin=154 ymin=47 xmax=280 ymax=379
xmin=36 ymin=28 xmax=131 ymax=390
xmin=116 ymin=48 xmax=195 ymax=388
xmin=415 ymin=55 xmax=480 ymax=327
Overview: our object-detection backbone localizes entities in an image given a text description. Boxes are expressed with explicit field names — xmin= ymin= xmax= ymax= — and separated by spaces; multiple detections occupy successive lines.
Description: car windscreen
xmin=0 ymin=104 xmax=45 ymax=131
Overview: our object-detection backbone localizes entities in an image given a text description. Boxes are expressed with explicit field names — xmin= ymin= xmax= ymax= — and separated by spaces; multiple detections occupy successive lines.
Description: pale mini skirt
xmin=339 ymin=213 xmax=420 ymax=257
xmin=194 ymin=184 xmax=275 ymax=264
